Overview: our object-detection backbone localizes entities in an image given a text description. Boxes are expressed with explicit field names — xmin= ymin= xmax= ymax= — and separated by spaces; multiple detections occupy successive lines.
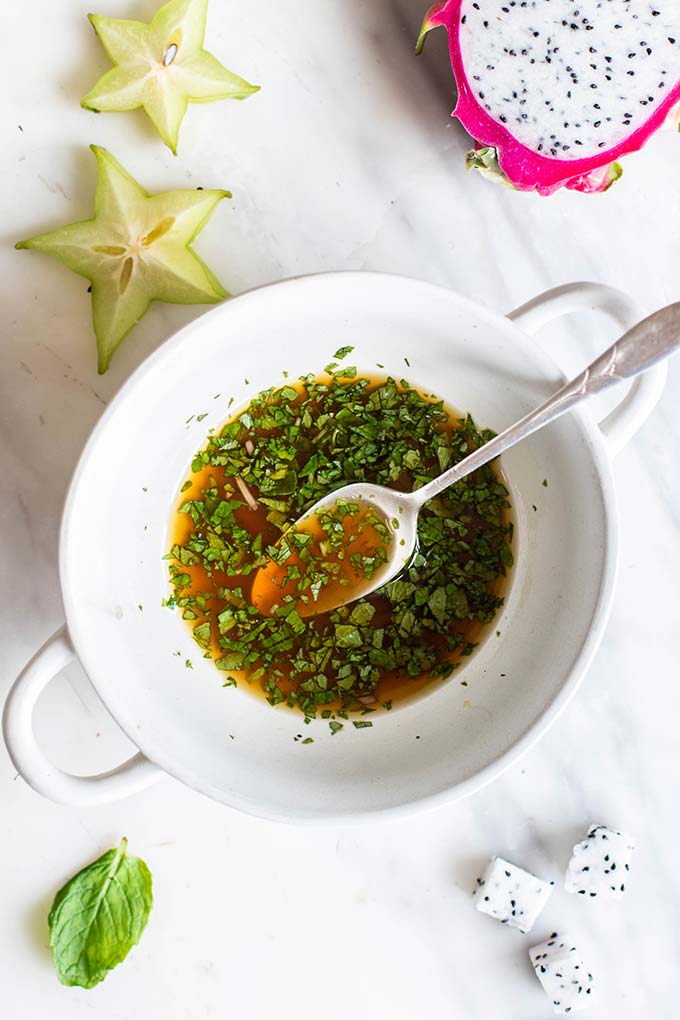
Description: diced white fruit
xmin=529 ymin=933 xmax=595 ymax=1015
xmin=565 ymin=824 xmax=635 ymax=899
xmin=472 ymin=856 xmax=553 ymax=933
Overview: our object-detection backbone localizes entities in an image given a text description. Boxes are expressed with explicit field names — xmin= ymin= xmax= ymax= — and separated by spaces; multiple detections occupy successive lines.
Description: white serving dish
xmin=2 ymin=273 xmax=665 ymax=821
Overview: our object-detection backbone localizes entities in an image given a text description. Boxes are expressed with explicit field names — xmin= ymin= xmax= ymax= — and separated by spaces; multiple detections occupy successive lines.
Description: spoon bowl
xmin=249 ymin=482 xmax=418 ymax=615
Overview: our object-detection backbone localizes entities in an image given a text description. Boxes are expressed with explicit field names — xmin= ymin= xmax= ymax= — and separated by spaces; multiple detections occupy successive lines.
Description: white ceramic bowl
xmin=3 ymin=273 xmax=666 ymax=821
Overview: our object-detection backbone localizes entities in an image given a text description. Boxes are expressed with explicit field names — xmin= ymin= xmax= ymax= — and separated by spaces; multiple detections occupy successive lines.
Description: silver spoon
xmin=256 ymin=303 xmax=680 ymax=613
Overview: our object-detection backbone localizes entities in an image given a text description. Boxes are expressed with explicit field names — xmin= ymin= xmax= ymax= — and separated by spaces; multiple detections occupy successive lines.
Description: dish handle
xmin=3 ymin=626 xmax=164 ymax=805
xmin=508 ymin=281 xmax=667 ymax=456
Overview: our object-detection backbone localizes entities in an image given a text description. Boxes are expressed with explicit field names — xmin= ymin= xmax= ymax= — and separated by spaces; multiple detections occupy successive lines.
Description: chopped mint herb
xmin=542 ymin=479 xmax=548 ymax=487
xmin=167 ymin=372 xmax=513 ymax=726
xmin=334 ymin=345 xmax=354 ymax=360
xmin=352 ymin=720 xmax=373 ymax=729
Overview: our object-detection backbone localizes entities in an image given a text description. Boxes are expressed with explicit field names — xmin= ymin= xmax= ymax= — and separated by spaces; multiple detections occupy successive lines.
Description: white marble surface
xmin=2 ymin=0 xmax=680 ymax=1016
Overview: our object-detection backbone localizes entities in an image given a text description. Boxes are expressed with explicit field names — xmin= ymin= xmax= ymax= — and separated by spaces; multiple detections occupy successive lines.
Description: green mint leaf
xmin=333 ymin=345 xmax=354 ymax=360
xmin=193 ymin=621 xmax=212 ymax=648
xmin=48 ymin=838 xmax=152 ymax=989
xmin=334 ymin=624 xmax=362 ymax=649
xmin=349 ymin=602 xmax=376 ymax=626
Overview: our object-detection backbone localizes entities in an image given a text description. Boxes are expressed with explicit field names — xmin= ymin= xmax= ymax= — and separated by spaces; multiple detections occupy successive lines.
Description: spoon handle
xmin=414 ymin=302 xmax=680 ymax=506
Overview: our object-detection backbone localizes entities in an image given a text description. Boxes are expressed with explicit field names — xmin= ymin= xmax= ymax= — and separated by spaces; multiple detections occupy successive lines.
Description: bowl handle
xmin=3 ymin=626 xmax=164 ymax=806
xmin=508 ymin=282 xmax=667 ymax=456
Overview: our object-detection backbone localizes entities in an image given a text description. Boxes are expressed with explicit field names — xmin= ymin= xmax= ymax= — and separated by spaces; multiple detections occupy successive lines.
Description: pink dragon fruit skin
xmin=563 ymin=161 xmax=623 ymax=195
xmin=417 ymin=0 xmax=680 ymax=195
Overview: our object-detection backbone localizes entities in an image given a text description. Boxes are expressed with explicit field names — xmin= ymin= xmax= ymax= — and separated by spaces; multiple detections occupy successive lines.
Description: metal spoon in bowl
xmin=251 ymin=303 xmax=680 ymax=616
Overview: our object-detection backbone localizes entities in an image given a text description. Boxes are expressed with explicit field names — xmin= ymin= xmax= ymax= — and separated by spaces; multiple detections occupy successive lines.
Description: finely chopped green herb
xmin=166 ymin=373 xmax=513 ymax=719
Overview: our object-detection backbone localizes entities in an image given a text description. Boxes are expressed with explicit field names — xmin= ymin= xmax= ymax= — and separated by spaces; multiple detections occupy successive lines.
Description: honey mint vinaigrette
xmin=165 ymin=364 xmax=514 ymax=726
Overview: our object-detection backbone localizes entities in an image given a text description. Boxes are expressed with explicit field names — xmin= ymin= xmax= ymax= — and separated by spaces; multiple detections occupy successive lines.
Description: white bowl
xmin=2 ymin=273 xmax=665 ymax=821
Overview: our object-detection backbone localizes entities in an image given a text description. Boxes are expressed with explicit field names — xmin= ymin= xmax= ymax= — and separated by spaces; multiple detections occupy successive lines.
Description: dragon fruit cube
xmin=530 ymin=933 xmax=595 ymax=1014
xmin=565 ymin=824 xmax=635 ymax=899
xmin=472 ymin=856 xmax=553 ymax=933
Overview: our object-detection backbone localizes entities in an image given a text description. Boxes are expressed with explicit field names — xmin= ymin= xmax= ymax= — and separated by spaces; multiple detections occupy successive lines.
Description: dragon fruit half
xmin=416 ymin=1 xmax=680 ymax=195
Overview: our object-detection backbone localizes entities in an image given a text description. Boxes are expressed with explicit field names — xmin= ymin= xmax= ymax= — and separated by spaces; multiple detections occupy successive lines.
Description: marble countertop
xmin=2 ymin=1 xmax=680 ymax=1016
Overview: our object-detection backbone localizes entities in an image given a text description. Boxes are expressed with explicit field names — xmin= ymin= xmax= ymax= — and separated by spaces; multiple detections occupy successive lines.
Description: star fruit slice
xmin=16 ymin=146 xmax=230 ymax=373
xmin=82 ymin=0 xmax=259 ymax=154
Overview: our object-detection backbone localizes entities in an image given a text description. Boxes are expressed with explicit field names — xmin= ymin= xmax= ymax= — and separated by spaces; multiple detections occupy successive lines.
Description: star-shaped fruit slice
xmin=17 ymin=146 xmax=230 ymax=373
xmin=82 ymin=0 xmax=259 ymax=154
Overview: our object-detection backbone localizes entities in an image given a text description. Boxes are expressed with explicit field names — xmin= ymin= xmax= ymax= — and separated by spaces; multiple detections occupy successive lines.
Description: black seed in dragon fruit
xmin=416 ymin=1 xmax=680 ymax=194
xmin=565 ymin=824 xmax=635 ymax=898
xmin=530 ymin=932 xmax=596 ymax=1014
xmin=472 ymin=856 xmax=553 ymax=933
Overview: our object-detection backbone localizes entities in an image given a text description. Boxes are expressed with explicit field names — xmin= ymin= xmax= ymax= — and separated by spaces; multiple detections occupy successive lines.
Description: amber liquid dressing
xmin=169 ymin=376 xmax=513 ymax=712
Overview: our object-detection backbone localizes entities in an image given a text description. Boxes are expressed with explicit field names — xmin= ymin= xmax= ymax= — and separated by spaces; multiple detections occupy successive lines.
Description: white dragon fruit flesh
xmin=565 ymin=824 xmax=635 ymax=898
xmin=472 ymin=856 xmax=553 ymax=933
xmin=417 ymin=1 xmax=680 ymax=194
xmin=530 ymin=933 xmax=596 ymax=1014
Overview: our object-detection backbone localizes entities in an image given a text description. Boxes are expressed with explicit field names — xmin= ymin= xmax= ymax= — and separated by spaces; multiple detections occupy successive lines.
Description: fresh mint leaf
xmin=193 ymin=621 xmax=212 ymax=648
xmin=333 ymin=345 xmax=354 ymax=360
xmin=48 ymin=838 xmax=152 ymax=989
xmin=349 ymin=602 xmax=375 ymax=626
xmin=334 ymin=624 xmax=362 ymax=649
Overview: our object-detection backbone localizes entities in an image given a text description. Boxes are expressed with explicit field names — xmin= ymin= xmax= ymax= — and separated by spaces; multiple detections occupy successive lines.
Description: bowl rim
xmin=59 ymin=271 xmax=618 ymax=823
